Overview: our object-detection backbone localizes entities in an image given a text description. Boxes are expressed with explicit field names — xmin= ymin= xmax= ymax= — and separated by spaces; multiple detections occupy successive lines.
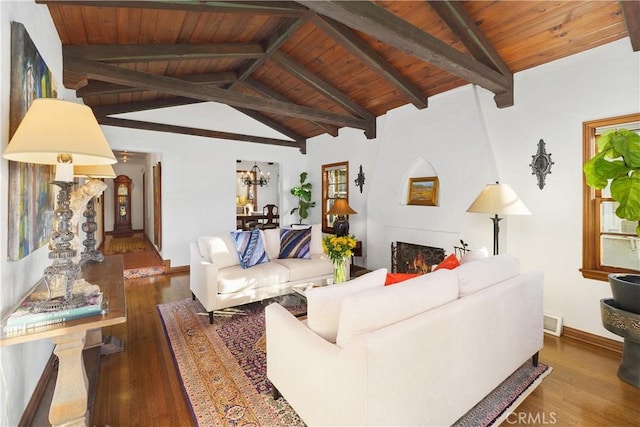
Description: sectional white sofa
xmin=190 ymin=225 xmax=332 ymax=323
xmin=266 ymin=254 xmax=544 ymax=426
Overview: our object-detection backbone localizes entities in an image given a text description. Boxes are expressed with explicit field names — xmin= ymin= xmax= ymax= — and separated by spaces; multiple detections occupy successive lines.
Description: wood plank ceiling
xmin=39 ymin=1 xmax=639 ymax=153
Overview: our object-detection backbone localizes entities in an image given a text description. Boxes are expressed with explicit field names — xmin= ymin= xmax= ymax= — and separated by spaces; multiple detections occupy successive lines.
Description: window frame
xmin=321 ymin=161 xmax=349 ymax=234
xmin=582 ymin=113 xmax=640 ymax=281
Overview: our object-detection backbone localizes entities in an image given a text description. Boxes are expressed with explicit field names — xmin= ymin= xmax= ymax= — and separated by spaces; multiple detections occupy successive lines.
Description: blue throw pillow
xmin=229 ymin=230 xmax=269 ymax=269
xmin=279 ymin=228 xmax=311 ymax=259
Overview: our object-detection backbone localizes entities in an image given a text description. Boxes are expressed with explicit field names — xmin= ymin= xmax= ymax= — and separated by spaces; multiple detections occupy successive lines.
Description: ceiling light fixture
xmin=242 ymin=162 xmax=270 ymax=187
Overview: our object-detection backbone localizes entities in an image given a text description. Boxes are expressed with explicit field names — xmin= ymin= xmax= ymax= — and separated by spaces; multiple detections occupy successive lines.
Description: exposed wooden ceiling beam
xmin=427 ymin=1 xmax=511 ymax=78
xmin=313 ymin=15 xmax=428 ymax=110
xmin=271 ymin=50 xmax=376 ymax=123
xmin=231 ymin=107 xmax=307 ymax=152
xmin=96 ymin=115 xmax=301 ymax=148
xmin=36 ymin=0 xmax=308 ymax=17
xmin=620 ymin=0 xmax=640 ymax=51
xmin=65 ymin=56 xmax=375 ymax=134
xmin=243 ymin=78 xmax=339 ymax=137
xmin=91 ymin=98 xmax=205 ymax=116
xmin=297 ymin=0 xmax=513 ymax=107
xmin=77 ymin=72 xmax=238 ymax=97
xmin=233 ymin=17 xmax=308 ymax=84
xmin=64 ymin=43 xmax=264 ymax=63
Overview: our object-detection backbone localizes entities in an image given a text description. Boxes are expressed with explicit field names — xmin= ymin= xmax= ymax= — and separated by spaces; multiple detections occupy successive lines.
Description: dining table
xmin=236 ymin=213 xmax=279 ymax=230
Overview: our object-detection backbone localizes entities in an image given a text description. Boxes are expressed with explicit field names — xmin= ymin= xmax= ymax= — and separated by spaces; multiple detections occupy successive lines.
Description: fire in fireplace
xmin=391 ymin=241 xmax=446 ymax=274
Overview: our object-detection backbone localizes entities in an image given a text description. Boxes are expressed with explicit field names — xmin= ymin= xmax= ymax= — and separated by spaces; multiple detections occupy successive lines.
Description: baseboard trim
xmin=19 ymin=353 xmax=57 ymax=427
xmin=563 ymin=326 xmax=623 ymax=354
xmin=166 ymin=265 xmax=189 ymax=274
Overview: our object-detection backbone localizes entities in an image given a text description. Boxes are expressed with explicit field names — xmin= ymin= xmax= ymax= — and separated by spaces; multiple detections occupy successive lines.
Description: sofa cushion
xmin=279 ymin=228 xmax=311 ymax=259
xmin=198 ymin=235 xmax=239 ymax=268
xmin=306 ymin=268 xmax=387 ymax=342
xmin=272 ymin=254 xmax=333 ymax=282
xmin=218 ymin=262 xmax=290 ymax=294
xmin=262 ymin=228 xmax=281 ymax=260
xmin=460 ymin=246 xmax=489 ymax=264
xmin=456 ymin=254 xmax=520 ymax=297
xmin=336 ymin=268 xmax=459 ymax=348
xmin=229 ymin=229 xmax=269 ymax=269
xmin=385 ymin=273 xmax=421 ymax=286
xmin=433 ymin=253 xmax=460 ymax=271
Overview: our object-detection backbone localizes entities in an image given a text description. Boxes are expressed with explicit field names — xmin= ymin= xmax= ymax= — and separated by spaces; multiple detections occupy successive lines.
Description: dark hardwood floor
xmin=91 ymin=249 xmax=640 ymax=427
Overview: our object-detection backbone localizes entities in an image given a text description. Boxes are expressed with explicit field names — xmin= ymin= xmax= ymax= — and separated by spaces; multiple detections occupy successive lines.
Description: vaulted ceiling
xmin=40 ymin=1 xmax=639 ymax=153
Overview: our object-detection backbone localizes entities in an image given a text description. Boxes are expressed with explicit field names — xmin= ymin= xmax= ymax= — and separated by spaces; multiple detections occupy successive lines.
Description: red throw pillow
xmin=385 ymin=273 xmax=422 ymax=286
xmin=433 ymin=253 xmax=460 ymax=271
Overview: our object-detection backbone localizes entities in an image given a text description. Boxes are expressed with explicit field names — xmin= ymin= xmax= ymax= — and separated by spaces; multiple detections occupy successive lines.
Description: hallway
xmin=101 ymin=233 xmax=164 ymax=270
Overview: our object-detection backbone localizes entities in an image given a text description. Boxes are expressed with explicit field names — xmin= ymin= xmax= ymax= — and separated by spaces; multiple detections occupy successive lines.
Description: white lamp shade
xmin=467 ymin=183 xmax=531 ymax=215
xmin=3 ymin=98 xmax=116 ymax=165
xmin=74 ymin=164 xmax=117 ymax=178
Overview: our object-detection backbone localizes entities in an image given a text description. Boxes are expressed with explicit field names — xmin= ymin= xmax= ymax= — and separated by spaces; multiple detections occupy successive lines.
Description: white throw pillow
xmin=335 ymin=269 xmax=459 ymax=348
xmin=456 ymin=254 xmax=520 ymax=297
xmin=460 ymin=246 xmax=489 ymax=264
xmin=262 ymin=228 xmax=281 ymax=260
xmin=310 ymin=224 xmax=323 ymax=255
xmin=205 ymin=235 xmax=240 ymax=269
xmin=306 ymin=268 xmax=387 ymax=342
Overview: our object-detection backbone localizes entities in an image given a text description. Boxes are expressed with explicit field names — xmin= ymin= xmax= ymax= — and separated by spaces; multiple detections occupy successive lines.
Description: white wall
xmin=307 ymin=37 xmax=640 ymax=342
xmin=0 ymin=1 xmax=637 ymax=423
xmin=0 ymin=2 xmax=63 ymax=425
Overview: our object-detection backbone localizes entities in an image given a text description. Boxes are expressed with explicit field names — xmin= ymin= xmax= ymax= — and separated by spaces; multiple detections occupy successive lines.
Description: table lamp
xmin=467 ymin=182 xmax=530 ymax=255
xmin=3 ymin=99 xmax=116 ymax=304
xmin=74 ymin=164 xmax=117 ymax=264
xmin=327 ymin=198 xmax=357 ymax=237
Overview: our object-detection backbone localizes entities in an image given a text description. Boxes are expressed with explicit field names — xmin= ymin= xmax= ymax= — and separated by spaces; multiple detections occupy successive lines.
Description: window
xmin=322 ymin=161 xmax=349 ymax=233
xmin=582 ymin=113 xmax=640 ymax=281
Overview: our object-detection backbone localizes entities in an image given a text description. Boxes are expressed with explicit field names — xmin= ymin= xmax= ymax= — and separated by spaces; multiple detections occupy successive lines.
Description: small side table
xmin=600 ymin=298 xmax=640 ymax=388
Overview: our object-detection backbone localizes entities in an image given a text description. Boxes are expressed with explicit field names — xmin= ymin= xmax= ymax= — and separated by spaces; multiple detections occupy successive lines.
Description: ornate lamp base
xmin=80 ymin=196 xmax=104 ymax=264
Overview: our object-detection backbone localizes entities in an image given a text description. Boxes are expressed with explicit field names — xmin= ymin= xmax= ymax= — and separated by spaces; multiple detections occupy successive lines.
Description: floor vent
xmin=543 ymin=314 xmax=563 ymax=336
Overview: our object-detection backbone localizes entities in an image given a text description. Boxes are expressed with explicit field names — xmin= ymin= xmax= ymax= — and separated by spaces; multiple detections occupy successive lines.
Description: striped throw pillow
xmin=229 ymin=230 xmax=269 ymax=269
xmin=278 ymin=228 xmax=311 ymax=259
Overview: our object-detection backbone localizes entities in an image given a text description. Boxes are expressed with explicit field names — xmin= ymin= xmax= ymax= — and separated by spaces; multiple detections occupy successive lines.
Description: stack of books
xmin=3 ymin=279 xmax=105 ymax=334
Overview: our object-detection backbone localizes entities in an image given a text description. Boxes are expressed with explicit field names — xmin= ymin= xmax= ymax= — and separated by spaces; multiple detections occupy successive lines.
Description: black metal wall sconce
xmin=530 ymin=139 xmax=553 ymax=189
xmin=354 ymin=164 xmax=366 ymax=193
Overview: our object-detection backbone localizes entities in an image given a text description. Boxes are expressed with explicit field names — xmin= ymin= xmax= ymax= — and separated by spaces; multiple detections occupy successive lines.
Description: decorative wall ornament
xmin=354 ymin=164 xmax=366 ymax=193
xmin=530 ymin=139 xmax=554 ymax=189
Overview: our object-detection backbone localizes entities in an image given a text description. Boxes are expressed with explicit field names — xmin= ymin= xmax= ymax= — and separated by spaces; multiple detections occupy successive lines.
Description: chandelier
xmin=242 ymin=162 xmax=270 ymax=187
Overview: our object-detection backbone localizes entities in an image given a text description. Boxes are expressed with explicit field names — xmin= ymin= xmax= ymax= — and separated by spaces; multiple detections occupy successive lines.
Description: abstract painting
xmin=8 ymin=22 xmax=58 ymax=260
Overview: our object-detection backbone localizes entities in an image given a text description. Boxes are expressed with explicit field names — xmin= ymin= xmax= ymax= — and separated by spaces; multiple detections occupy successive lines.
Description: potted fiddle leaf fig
xmin=290 ymin=172 xmax=316 ymax=225
xmin=584 ymin=128 xmax=640 ymax=314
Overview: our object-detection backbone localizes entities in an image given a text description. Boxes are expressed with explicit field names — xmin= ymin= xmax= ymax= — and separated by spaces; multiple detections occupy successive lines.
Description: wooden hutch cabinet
xmin=113 ymin=174 xmax=133 ymax=236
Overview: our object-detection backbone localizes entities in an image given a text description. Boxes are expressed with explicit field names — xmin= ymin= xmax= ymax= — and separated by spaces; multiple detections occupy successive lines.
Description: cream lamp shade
xmin=2 ymin=99 xmax=116 ymax=181
xmin=467 ymin=182 xmax=531 ymax=215
xmin=467 ymin=182 xmax=530 ymax=255
xmin=74 ymin=164 xmax=117 ymax=178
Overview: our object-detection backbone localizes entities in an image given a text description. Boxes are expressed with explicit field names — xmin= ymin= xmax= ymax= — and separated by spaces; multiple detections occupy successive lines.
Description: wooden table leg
xmin=49 ymin=331 xmax=88 ymax=427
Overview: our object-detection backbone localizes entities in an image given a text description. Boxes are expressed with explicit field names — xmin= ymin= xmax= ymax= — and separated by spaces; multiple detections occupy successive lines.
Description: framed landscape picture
xmin=407 ymin=176 xmax=439 ymax=206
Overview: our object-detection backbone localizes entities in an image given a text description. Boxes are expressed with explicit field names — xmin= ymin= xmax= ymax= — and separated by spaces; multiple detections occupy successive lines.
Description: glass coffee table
xmin=290 ymin=279 xmax=330 ymax=299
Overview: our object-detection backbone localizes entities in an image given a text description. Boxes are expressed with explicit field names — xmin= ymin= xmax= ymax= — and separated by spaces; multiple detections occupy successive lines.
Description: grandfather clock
xmin=113 ymin=175 xmax=133 ymax=236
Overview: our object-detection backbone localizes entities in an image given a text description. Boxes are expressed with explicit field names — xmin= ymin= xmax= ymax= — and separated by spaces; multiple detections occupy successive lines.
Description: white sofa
xmin=190 ymin=225 xmax=332 ymax=323
xmin=266 ymin=254 xmax=544 ymax=426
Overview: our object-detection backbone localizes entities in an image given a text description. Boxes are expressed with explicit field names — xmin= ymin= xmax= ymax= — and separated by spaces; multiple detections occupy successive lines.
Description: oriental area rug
xmin=106 ymin=236 xmax=147 ymax=253
xmin=157 ymin=298 xmax=552 ymax=427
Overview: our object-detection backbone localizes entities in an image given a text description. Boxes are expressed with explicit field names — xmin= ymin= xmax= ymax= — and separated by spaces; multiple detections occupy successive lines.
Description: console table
xmin=0 ymin=255 xmax=127 ymax=426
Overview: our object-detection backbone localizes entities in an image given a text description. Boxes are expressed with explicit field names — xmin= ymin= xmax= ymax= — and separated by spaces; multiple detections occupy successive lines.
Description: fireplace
xmin=391 ymin=241 xmax=445 ymax=274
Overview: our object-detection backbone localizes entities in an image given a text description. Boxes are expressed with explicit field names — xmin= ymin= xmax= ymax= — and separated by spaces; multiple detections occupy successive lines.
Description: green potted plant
xmin=584 ymin=128 xmax=640 ymax=314
xmin=290 ymin=172 xmax=316 ymax=225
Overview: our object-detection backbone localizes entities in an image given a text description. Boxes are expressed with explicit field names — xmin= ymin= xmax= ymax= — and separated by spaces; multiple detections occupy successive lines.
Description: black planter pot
xmin=608 ymin=274 xmax=640 ymax=314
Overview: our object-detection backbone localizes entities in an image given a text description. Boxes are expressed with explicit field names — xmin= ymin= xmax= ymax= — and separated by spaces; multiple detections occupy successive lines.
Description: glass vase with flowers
xmin=322 ymin=234 xmax=357 ymax=284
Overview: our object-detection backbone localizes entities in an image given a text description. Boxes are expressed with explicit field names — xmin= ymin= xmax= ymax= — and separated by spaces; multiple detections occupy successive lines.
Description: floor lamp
xmin=3 ymin=99 xmax=117 ymax=303
xmin=467 ymin=182 xmax=530 ymax=255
